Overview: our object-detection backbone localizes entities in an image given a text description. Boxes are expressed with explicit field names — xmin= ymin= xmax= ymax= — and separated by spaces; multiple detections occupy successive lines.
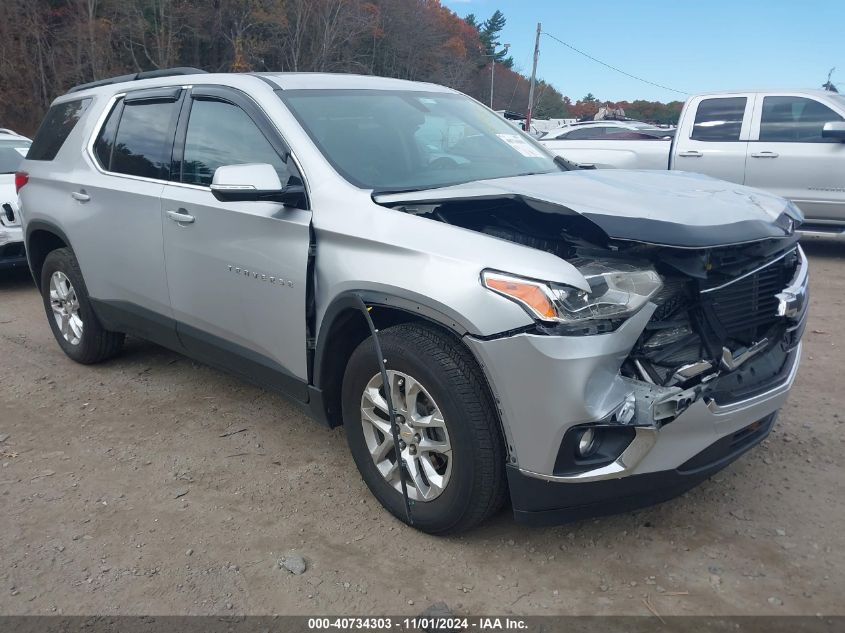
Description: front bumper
xmin=464 ymin=246 xmax=807 ymax=525
xmin=0 ymin=226 xmax=26 ymax=270
xmin=508 ymin=412 xmax=777 ymax=526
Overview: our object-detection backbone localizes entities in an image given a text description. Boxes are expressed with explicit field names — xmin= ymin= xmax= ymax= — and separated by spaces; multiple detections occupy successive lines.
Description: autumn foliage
xmin=0 ymin=1 xmax=679 ymax=135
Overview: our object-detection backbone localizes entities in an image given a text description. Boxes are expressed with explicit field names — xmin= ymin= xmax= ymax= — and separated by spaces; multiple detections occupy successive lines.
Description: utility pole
xmin=490 ymin=60 xmax=495 ymax=108
xmin=488 ymin=43 xmax=510 ymax=109
xmin=526 ymin=22 xmax=541 ymax=132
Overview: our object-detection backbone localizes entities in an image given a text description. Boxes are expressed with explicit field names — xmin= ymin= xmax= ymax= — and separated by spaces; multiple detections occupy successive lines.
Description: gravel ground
xmin=0 ymin=237 xmax=843 ymax=617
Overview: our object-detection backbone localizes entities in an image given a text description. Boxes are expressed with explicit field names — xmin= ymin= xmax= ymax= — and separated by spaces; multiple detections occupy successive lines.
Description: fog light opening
xmin=576 ymin=428 xmax=598 ymax=458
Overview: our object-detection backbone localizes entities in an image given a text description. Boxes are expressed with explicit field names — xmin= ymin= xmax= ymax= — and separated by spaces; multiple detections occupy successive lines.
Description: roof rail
xmin=67 ymin=67 xmax=208 ymax=94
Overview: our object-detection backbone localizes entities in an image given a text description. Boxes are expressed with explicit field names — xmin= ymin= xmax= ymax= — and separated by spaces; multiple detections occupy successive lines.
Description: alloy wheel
xmin=49 ymin=271 xmax=83 ymax=345
xmin=359 ymin=370 xmax=453 ymax=502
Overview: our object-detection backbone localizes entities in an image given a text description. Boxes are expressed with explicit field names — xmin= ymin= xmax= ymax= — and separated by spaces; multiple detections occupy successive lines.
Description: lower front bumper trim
xmin=509 ymin=413 xmax=776 ymax=527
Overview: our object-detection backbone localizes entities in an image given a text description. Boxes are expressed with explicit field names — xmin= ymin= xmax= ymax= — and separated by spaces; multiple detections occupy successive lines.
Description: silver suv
xmin=17 ymin=69 xmax=808 ymax=533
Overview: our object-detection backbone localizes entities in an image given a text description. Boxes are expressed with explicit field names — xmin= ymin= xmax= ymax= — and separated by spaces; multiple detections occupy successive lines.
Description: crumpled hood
xmin=375 ymin=169 xmax=801 ymax=248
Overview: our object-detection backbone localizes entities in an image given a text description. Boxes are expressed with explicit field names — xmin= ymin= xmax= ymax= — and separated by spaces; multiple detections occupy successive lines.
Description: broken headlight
xmin=482 ymin=260 xmax=662 ymax=324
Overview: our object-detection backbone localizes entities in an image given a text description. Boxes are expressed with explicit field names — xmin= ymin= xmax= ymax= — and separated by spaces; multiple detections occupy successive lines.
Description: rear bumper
xmin=510 ymin=412 xmax=776 ymax=526
xmin=0 ymin=236 xmax=26 ymax=270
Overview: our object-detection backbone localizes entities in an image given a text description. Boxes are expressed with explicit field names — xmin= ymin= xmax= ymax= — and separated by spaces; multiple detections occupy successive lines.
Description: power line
xmin=541 ymin=31 xmax=689 ymax=96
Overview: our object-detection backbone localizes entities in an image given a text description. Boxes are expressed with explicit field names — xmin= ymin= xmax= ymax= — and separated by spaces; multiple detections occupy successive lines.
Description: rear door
xmin=160 ymin=86 xmax=312 ymax=399
xmin=671 ymin=93 xmax=754 ymax=182
xmin=744 ymin=94 xmax=845 ymax=224
xmin=76 ymin=88 xmax=183 ymax=344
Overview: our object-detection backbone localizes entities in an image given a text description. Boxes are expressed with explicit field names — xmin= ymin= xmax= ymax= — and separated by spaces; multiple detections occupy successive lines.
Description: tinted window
xmin=27 ymin=99 xmax=91 ymax=161
xmin=93 ymin=100 xmax=122 ymax=169
xmin=111 ymin=100 xmax=178 ymax=179
xmin=604 ymin=130 xmax=667 ymax=140
xmin=760 ymin=96 xmax=844 ymax=142
xmin=0 ymin=139 xmax=31 ymax=174
xmin=691 ymin=97 xmax=747 ymax=141
xmin=564 ymin=127 xmax=610 ymax=139
xmin=182 ymin=99 xmax=289 ymax=186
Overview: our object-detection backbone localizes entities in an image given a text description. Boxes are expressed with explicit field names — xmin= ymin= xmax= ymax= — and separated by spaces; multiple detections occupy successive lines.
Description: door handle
xmin=750 ymin=151 xmax=779 ymax=158
xmin=166 ymin=209 xmax=195 ymax=224
xmin=678 ymin=150 xmax=703 ymax=157
xmin=71 ymin=191 xmax=90 ymax=202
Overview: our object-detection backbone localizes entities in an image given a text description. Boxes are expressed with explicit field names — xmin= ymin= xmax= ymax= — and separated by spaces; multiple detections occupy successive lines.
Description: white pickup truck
xmin=540 ymin=90 xmax=845 ymax=231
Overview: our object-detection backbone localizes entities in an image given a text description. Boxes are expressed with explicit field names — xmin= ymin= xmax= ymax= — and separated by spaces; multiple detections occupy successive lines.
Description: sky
xmin=442 ymin=0 xmax=845 ymax=103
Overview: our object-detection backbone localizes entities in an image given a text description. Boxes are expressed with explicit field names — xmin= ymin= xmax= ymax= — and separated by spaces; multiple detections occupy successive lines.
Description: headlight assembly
xmin=482 ymin=260 xmax=662 ymax=325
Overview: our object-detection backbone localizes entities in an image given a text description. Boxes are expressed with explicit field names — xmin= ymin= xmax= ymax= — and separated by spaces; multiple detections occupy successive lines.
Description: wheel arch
xmin=25 ymin=221 xmax=73 ymax=291
xmin=311 ymin=291 xmax=480 ymax=429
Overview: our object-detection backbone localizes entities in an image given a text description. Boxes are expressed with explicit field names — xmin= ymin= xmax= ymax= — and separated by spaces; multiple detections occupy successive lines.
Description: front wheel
xmin=40 ymin=248 xmax=124 ymax=364
xmin=342 ymin=322 xmax=507 ymax=534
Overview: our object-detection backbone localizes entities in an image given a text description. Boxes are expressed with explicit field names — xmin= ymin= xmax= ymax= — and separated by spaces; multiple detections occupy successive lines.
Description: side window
xmin=93 ymin=99 xmax=122 ymax=170
xmin=760 ymin=96 xmax=844 ymax=142
xmin=27 ymin=98 xmax=91 ymax=161
xmin=181 ymin=99 xmax=290 ymax=187
xmin=565 ymin=127 xmax=608 ymax=140
xmin=110 ymin=100 xmax=179 ymax=179
xmin=691 ymin=97 xmax=747 ymax=142
xmin=605 ymin=130 xmax=664 ymax=140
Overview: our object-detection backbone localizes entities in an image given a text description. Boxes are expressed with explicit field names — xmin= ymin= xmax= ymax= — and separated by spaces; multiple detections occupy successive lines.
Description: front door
xmin=161 ymin=87 xmax=311 ymax=399
xmin=744 ymin=94 xmax=845 ymax=224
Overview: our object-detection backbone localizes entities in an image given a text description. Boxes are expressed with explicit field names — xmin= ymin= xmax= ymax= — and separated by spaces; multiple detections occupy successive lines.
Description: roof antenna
xmin=352 ymin=294 xmax=414 ymax=525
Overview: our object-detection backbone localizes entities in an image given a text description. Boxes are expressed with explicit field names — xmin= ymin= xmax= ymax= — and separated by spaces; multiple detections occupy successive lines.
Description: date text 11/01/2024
xmin=307 ymin=617 xmax=528 ymax=630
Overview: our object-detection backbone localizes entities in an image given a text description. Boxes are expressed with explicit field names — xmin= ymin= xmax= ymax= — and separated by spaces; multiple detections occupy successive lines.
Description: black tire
xmin=342 ymin=322 xmax=507 ymax=534
xmin=40 ymin=248 xmax=124 ymax=364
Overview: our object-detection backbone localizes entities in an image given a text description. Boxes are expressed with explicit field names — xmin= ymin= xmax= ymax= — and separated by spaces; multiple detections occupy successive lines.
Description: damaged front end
xmin=376 ymin=178 xmax=808 ymax=484
xmin=620 ymin=238 xmax=807 ymax=425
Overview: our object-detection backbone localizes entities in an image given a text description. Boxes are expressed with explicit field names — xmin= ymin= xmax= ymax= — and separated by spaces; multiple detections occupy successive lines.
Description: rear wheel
xmin=342 ymin=322 xmax=507 ymax=534
xmin=40 ymin=248 xmax=124 ymax=364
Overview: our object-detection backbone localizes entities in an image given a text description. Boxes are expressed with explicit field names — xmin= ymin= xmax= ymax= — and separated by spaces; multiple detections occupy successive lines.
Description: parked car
xmin=17 ymin=70 xmax=807 ymax=533
xmin=0 ymin=130 xmax=31 ymax=270
xmin=540 ymin=121 xmax=674 ymax=170
xmin=541 ymin=120 xmax=674 ymax=140
xmin=541 ymin=90 xmax=845 ymax=232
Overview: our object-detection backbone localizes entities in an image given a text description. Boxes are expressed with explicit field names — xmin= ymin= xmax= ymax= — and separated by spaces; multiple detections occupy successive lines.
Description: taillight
xmin=14 ymin=171 xmax=29 ymax=194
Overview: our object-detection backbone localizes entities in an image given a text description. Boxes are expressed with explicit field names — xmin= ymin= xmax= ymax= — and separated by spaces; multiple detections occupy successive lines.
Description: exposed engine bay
xmin=383 ymin=195 xmax=807 ymax=422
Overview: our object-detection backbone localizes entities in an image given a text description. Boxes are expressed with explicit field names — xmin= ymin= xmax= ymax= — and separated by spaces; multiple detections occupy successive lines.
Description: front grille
xmin=702 ymin=250 xmax=796 ymax=343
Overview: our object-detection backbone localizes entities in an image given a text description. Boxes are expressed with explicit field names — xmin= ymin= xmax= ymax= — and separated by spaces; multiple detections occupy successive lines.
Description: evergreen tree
xmin=466 ymin=9 xmax=513 ymax=68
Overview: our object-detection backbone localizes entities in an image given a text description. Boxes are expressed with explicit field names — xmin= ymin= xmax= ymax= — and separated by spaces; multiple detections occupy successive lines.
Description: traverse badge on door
xmin=227 ymin=264 xmax=294 ymax=288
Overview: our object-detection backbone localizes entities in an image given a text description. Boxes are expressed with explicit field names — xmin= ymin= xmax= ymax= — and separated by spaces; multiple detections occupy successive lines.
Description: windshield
xmin=0 ymin=139 xmax=30 ymax=174
xmin=280 ymin=90 xmax=562 ymax=192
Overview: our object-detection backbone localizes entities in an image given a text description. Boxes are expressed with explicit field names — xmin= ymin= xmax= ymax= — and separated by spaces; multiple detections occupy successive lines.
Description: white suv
xmin=0 ymin=129 xmax=30 ymax=270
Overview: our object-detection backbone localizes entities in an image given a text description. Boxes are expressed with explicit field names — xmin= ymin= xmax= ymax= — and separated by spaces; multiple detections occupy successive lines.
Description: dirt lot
xmin=0 ymin=237 xmax=843 ymax=617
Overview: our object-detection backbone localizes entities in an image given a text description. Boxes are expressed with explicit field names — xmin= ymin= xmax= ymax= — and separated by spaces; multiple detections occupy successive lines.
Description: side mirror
xmin=821 ymin=121 xmax=845 ymax=141
xmin=210 ymin=163 xmax=306 ymax=207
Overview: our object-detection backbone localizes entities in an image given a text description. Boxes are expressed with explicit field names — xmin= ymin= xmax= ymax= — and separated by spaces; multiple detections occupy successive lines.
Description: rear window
xmin=27 ymin=99 xmax=91 ymax=161
xmin=691 ymin=97 xmax=747 ymax=142
xmin=0 ymin=139 xmax=31 ymax=174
